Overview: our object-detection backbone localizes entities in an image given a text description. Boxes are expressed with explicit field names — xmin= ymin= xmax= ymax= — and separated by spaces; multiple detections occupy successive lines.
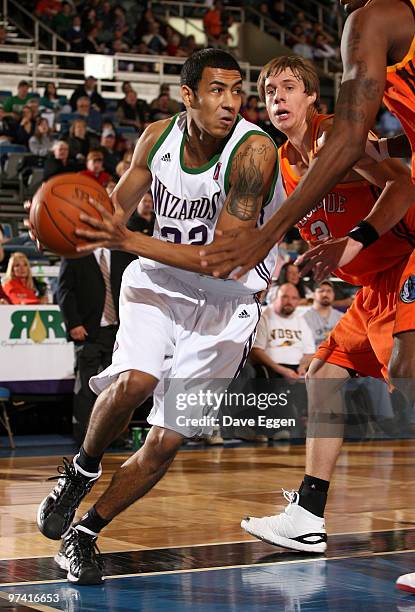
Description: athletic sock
xmin=76 ymin=446 xmax=103 ymax=475
xmin=298 ymin=474 xmax=330 ymax=518
xmin=75 ymin=506 xmax=110 ymax=535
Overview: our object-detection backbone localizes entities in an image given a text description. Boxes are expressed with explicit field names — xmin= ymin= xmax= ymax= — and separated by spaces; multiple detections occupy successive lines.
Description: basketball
xmin=30 ymin=173 xmax=114 ymax=258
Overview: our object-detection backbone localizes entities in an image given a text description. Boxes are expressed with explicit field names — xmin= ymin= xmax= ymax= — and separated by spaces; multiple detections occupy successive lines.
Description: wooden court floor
xmin=1 ymin=439 xmax=415 ymax=562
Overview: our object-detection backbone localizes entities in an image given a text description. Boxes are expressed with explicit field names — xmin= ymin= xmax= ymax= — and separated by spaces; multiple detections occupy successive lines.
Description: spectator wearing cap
xmin=73 ymin=96 xmax=102 ymax=134
xmin=44 ymin=140 xmax=83 ymax=180
xmin=302 ymin=281 xmax=343 ymax=349
xmin=116 ymin=90 xmax=149 ymax=132
xmin=80 ymin=150 xmax=112 ymax=187
xmin=100 ymin=128 xmax=121 ymax=177
xmin=3 ymin=81 xmax=34 ymax=118
xmin=70 ymin=76 xmax=106 ymax=113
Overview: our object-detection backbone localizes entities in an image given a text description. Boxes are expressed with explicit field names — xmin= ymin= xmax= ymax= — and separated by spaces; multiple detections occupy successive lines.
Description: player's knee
xmin=114 ymin=370 xmax=157 ymax=407
xmin=144 ymin=426 xmax=183 ymax=467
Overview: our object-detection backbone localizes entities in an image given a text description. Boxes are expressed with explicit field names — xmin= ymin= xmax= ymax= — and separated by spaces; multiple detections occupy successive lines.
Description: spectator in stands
xmin=270 ymin=1 xmax=287 ymax=26
xmin=2 ymin=252 xmax=46 ymax=305
xmin=3 ymin=80 xmax=33 ymax=118
xmin=70 ymin=76 xmax=106 ymax=113
xmin=39 ymin=83 xmax=67 ymax=113
xmin=203 ymin=0 xmax=223 ymax=41
xmin=113 ymin=5 xmax=129 ymax=37
xmin=241 ymin=95 xmax=260 ymax=124
xmin=29 ymin=117 xmax=53 ymax=157
xmin=293 ymin=34 xmax=314 ymax=60
xmin=35 ymin=0 xmax=62 ymax=22
xmin=166 ymin=33 xmax=187 ymax=58
xmin=127 ymin=192 xmax=155 ymax=235
xmin=66 ymin=14 xmax=86 ymax=55
xmin=287 ymin=24 xmax=304 ymax=48
xmin=73 ymin=96 xmax=102 ymax=134
xmin=182 ymin=34 xmax=199 ymax=56
xmin=303 ymin=281 xmax=343 ymax=348
xmin=150 ymin=84 xmax=181 ymax=115
xmin=84 ymin=24 xmax=105 ymax=54
xmin=115 ymin=150 xmax=132 ymax=178
xmin=100 ymin=129 xmax=121 ymax=178
xmin=0 ymin=103 xmax=18 ymax=142
xmin=66 ymin=118 xmax=96 ymax=161
xmin=251 ymin=282 xmax=315 ymax=381
xmin=150 ymin=93 xmax=173 ymax=121
xmin=109 ymin=32 xmax=130 ymax=56
xmin=44 ymin=140 xmax=82 ymax=180
xmin=276 ymin=262 xmax=313 ymax=305
xmin=82 ymin=7 xmax=97 ymax=32
xmin=142 ymin=20 xmax=167 ymax=55
xmin=311 ymin=22 xmax=335 ymax=46
xmin=116 ymin=89 xmax=149 ymax=132
xmin=312 ymin=33 xmax=337 ymax=60
xmin=98 ymin=1 xmax=113 ymax=32
xmin=291 ymin=11 xmax=313 ymax=38
xmin=80 ymin=150 xmax=112 ymax=187
xmin=52 ymin=1 xmax=73 ymax=36
xmin=16 ymin=105 xmax=36 ymax=147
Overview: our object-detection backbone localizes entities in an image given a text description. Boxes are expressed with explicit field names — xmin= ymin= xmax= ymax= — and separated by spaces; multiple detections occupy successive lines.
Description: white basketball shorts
xmin=90 ymin=260 xmax=261 ymax=437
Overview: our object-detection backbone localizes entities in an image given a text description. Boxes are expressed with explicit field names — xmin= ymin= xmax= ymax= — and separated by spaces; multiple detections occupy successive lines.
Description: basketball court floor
xmin=1 ymin=439 xmax=415 ymax=611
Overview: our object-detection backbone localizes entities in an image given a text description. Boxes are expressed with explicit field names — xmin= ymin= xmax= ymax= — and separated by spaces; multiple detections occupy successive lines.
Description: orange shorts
xmin=315 ymin=251 xmax=415 ymax=379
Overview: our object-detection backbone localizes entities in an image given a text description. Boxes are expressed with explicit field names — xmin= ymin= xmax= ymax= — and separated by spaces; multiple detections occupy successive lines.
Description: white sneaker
xmin=241 ymin=489 xmax=327 ymax=553
xmin=396 ymin=572 xmax=415 ymax=593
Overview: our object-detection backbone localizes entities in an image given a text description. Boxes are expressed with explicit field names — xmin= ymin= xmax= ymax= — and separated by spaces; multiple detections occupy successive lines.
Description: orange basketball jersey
xmin=279 ymin=114 xmax=415 ymax=286
xmin=383 ymin=0 xmax=415 ymax=179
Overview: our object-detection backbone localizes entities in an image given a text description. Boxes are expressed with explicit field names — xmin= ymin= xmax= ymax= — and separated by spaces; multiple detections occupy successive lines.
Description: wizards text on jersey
xmin=153 ymin=175 xmax=220 ymax=221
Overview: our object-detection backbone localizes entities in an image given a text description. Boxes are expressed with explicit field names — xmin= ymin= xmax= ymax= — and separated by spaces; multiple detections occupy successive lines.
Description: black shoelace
xmin=47 ymin=458 xmax=94 ymax=514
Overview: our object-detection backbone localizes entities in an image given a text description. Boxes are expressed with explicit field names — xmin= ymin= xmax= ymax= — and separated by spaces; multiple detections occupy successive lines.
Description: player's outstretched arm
xmin=199 ymin=3 xmax=390 ymax=279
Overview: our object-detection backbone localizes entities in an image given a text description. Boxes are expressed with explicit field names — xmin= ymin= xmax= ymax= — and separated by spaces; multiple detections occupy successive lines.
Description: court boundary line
xmin=0 ymin=523 xmax=414 ymax=561
xmin=1 ymin=546 xmax=415 ymax=588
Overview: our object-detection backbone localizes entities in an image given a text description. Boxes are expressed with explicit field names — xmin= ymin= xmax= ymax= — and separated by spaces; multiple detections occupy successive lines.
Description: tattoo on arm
xmin=336 ymin=60 xmax=381 ymax=123
xmin=227 ymin=143 xmax=271 ymax=221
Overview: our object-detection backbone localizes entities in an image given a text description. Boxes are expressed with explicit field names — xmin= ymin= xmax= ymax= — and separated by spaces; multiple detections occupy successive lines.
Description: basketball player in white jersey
xmin=34 ymin=49 xmax=285 ymax=585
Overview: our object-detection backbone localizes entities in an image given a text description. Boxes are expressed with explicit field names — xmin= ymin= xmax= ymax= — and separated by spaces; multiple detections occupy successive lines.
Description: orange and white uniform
xmin=279 ymin=113 xmax=415 ymax=378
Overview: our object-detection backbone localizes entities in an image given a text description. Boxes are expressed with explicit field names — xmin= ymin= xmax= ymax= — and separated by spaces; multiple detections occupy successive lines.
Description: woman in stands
xmin=2 ymin=252 xmax=47 ymax=305
xmin=29 ymin=118 xmax=53 ymax=158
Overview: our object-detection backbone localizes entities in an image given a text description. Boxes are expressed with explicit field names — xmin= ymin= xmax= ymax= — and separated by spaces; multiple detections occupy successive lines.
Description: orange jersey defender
xmin=384 ymin=0 xmax=415 ymax=180
xmin=279 ymin=113 xmax=415 ymax=287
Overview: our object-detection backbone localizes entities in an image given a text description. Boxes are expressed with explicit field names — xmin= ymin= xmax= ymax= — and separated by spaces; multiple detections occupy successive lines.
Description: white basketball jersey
xmin=141 ymin=112 xmax=286 ymax=296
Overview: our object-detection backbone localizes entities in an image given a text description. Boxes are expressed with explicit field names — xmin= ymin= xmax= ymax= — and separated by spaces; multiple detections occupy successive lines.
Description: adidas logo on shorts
xmin=161 ymin=153 xmax=171 ymax=162
xmin=238 ymin=309 xmax=250 ymax=319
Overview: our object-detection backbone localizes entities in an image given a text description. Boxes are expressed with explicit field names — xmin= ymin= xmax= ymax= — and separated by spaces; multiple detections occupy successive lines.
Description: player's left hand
xmin=199 ymin=226 xmax=275 ymax=279
xmin=75 ymin=198 xmax=132 ymax=252
xmin=296 ymin=236 xmax=363 ymax=283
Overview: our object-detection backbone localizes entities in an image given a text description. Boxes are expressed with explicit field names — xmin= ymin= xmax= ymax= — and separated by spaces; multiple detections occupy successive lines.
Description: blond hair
xmin=257 ymin=55 xmax=320 ymax=109
xmin=4 ymin=251 xmax=35 ymax=290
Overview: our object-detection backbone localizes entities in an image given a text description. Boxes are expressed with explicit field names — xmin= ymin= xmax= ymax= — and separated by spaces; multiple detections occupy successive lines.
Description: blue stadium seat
xmin=0 ymin=144 xmax=27 ymax=155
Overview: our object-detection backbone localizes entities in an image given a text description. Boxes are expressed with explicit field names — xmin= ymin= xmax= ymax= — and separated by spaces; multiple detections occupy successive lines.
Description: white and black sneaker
xmin=37 ymin=455 xmax=102 ymax=540
xmin=55 ymin=527 xmax=104 ymax=585
xmin=241 ymin=489 xmax=327 ymax=553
